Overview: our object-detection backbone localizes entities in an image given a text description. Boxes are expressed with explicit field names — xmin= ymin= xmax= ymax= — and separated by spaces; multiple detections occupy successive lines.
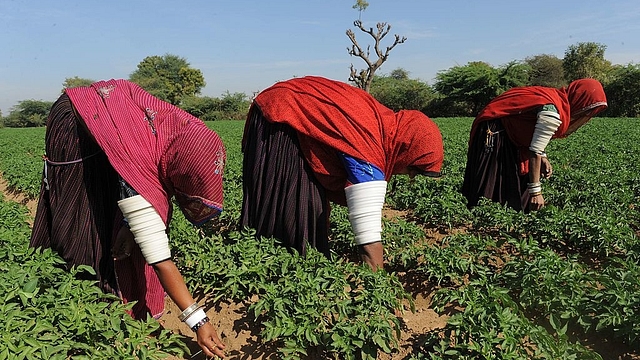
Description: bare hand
xmin=529 ymin=193 xmax=545 ymax=211
xmin=540 ymin=157 xmax=553 ymax=179
xmin=197 ymin=322 xmax=226 ymax=358
xmin=112 ymin=225 xmax=135 ymax=260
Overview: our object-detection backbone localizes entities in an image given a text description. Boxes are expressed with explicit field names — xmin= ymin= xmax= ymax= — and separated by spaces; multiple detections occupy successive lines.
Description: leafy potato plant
xmin=2 ymin=118 xmax=640 ymax=358
xmin=0 ymin=195 xmax=189 ymax=359
xmin=172 ymin=223 xmax=410 ymax=360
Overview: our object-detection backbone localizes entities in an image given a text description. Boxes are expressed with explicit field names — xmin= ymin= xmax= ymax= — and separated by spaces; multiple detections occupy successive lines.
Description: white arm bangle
xmin=183 ymin=308 xmax=207 ymax=328
xmin=530 ymin=111 xmax=561 ymax=155
xmin=527 ymin=182 xmax=542 ymax=194
xmin=118 ymin=195 xmax=172 ymax=264
xmin=345 ymin=181 xmax=387 ymax=245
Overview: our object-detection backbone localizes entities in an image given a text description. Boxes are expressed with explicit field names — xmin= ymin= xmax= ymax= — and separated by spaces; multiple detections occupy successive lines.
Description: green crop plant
xmin=0 ymin=195 xmax=188 ymax=359
xmin=3 ymin=118 xmax=640 ymax=358
xmin=172 ymin=224 xmax=411 ymax=359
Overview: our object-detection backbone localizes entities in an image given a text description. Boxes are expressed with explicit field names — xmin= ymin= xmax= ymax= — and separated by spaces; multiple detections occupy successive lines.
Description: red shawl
xmin=66 ymin=79 xmax=225 ymax=226
xmin=469 ymin=78 xmax=607 ymax=174
xmin=251 ymin=76 xmax=443 ymax=204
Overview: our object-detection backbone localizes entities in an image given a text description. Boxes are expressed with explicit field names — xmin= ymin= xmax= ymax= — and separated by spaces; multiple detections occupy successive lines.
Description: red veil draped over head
xmin=251 ymin=76 xmax=443 ymax=204
xmin=67 ymin=79 xmax=225 ymax=226
xmin=566 ymin=78 xmax=608 ymax=118
xmin=469 ymin=78 xmax=607 ymax=174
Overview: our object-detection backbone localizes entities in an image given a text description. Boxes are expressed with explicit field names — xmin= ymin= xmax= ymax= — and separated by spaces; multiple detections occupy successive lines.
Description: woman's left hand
xmin=529 ymin=193 xmax=545 ymax=211
xmin=540 ymin=157 xmax=553 ymax=179
xmin=196 ymin=322 xmax=226 ymax=358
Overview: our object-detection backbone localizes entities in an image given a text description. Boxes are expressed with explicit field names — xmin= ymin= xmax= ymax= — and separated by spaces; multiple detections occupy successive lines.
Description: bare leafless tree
xmin=346 ymin=20 xmax=406 ymax=92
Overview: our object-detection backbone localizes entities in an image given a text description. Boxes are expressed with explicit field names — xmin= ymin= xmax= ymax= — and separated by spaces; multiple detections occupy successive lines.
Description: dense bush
xmin=369 ymin=69 xmax=435 ymax=111
xmin=603 ymin=63 xmax=640 ymax=117
xmin=181 ymin=92 xmax=251 ymax=121
xmin=3 ymin=100 xmax=53 ymax=128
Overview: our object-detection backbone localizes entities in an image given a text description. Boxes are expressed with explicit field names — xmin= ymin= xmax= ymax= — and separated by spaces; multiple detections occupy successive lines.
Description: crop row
xmin=0 ymin=118 xmax=638 ymax=359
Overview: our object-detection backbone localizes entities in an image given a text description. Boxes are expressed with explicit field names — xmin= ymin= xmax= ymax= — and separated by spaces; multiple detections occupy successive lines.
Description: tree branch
xmin=346 ymin=19 xmax=407 ymax=92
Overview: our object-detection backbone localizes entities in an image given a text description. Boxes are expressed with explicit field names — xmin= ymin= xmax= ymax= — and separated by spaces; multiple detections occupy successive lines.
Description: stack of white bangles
xmin=345 ymin=180 xmax=387 ymax=245
xmin=529 ymin=110 xmax=561 ymax=155
xmin=178 ymin=302 xmax=209 ymax=332
xmin=117 ymin=195 xmax=171 ymax=264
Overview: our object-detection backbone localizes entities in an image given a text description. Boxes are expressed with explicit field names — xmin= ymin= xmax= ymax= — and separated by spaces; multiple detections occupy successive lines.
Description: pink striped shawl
xmin=66 ymin=79 xmax=225 ymax=226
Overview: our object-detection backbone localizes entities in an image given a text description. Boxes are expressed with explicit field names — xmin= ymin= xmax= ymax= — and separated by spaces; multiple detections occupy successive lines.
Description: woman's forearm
xmin=528 ymin=151 xmax=543 ymax=184
xmin=153 ymin=259 xmax=226 ymax=357
xmin=152 ymin=260 xmax=196 ymax=310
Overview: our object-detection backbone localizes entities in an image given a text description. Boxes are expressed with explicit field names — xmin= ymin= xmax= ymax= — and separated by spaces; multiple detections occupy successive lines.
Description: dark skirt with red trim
xmin=30 ymin=94 xmax=164 ymax=319
xmin=240 ymin=105 xmax=330 ymax=257
xmin=461 ymin=119 xmax=530 ymax=212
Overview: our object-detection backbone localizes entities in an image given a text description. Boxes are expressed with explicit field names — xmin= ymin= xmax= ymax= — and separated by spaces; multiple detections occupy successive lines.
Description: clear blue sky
xmin=1 ymin=0 xmax=639 ymax=115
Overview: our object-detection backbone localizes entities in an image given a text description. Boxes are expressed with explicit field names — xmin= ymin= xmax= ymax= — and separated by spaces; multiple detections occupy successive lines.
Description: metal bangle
xmin=178 ymin=303 xmax=201 ymax=321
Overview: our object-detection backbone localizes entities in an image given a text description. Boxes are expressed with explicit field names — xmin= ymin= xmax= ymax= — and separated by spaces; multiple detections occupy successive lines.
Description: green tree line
xmin=372 ymin=42 xmax=640 ymax=118
xmin=1 ymin=54 xmax=251 ymax=128
xmin=2 ymin=41 xmax=638 ymax=128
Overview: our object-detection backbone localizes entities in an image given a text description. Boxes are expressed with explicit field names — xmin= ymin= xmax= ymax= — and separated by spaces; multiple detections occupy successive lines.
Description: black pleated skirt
xmin=461 ymin=119 xmax=530 ymax=212
xmin=240 ymin=105 xmax=330 ymax=256
xmin=30 ymin=94 xmax=121 ymax=293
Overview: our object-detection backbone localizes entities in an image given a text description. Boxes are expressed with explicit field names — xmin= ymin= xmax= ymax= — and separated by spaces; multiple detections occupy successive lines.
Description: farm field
xmin=0 ymin=117 xmax=639 ymax=359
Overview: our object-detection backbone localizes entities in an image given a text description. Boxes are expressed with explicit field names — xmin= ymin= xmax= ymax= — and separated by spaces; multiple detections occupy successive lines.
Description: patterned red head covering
xmin=469 ymin=78 xmax=607 ymax=174
xmin=470 ymin=85 xmax=570 ymax=146
xmin=566 ymin=78 xmax=608 ymax=118
xmin=391 ymin=110 xmax=444 ymax=175
xmin=252 ymin=76 xmax=443 ymax=204
xmin=66 ymin=79 xmax=225 ymax=225
xmin=471 ymin=78 xmax=607 ymax=144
